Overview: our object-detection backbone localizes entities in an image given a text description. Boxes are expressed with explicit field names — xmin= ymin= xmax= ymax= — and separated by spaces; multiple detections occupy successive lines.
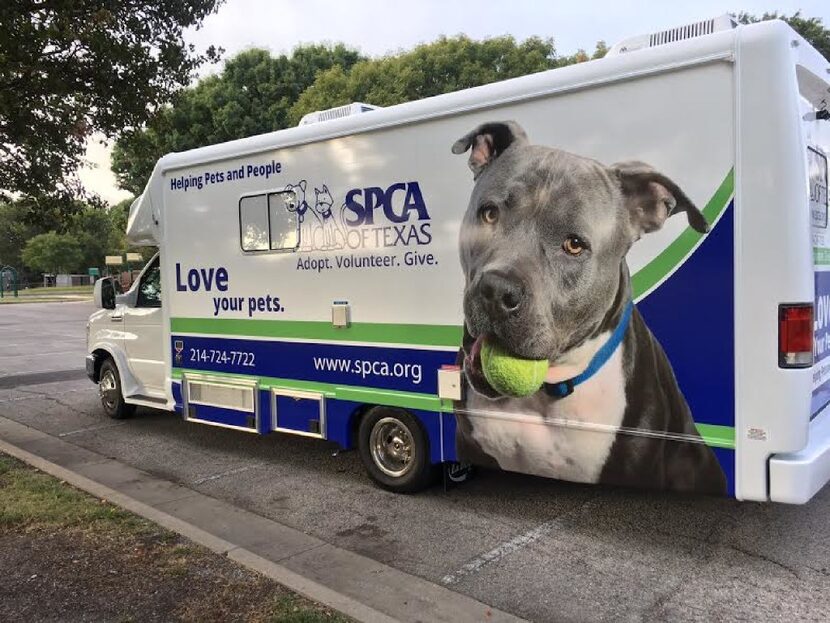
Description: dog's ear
xmin=451 ymin=121 xmax=528 ymax=179
xmin=321 ymin=184 xmax=329 ymax=193
xmin=298 ymin=180 xmax=307 ymax=192
xmin=314 ymin=187 xmax=320 ymax=196
xmin=611 ymin=161 xmax=708 ymax=237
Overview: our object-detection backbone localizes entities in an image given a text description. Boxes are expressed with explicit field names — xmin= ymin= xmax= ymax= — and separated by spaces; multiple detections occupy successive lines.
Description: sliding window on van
xmin=239 ymin=190 xmax=299 ymax=252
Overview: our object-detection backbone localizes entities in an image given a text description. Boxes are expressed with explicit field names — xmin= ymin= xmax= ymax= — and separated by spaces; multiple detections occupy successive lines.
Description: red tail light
xmin=778 ymin=304 xmax=814 ymax=368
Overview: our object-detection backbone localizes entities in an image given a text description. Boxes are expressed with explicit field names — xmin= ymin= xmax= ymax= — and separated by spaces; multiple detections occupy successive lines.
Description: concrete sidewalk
xmin=0 ymin=415 xmax=524 ymax=623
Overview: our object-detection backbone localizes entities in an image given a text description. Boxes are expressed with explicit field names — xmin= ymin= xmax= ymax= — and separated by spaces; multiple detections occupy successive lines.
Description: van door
xmin=123 ymin=255 xmax=165 ymax=397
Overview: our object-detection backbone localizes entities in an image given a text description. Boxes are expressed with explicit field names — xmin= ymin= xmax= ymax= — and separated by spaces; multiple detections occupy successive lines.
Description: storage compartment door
xmin=272 ymin=389 xmax=325 ymax=438
xmin=184 ymin=375 xmax=259 ymax=433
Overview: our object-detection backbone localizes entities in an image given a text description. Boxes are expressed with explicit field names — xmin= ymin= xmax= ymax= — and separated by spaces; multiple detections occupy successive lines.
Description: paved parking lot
xmin=2 ymin=302 xmax=830 ymax=621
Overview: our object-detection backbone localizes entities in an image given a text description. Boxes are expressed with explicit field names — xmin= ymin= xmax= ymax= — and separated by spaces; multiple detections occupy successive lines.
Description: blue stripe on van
xmin=639 ymin=201 xmax=734 ymax=431
xmin=172 ymin=335 xmax=456 ymax=395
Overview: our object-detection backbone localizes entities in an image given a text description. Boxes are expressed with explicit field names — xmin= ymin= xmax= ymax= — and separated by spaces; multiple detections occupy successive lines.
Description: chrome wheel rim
xmin=369 ymin=417 xmax=415 ymax=478
xmin=99 ymin=369 xmax=118 ymax=410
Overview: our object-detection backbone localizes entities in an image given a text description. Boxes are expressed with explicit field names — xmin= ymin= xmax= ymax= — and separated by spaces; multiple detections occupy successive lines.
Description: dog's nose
xmin=478 ymin=270 xmax=525 ymax=316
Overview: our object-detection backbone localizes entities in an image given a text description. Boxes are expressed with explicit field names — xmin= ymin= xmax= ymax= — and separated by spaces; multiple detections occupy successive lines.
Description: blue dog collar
xmin=543 ymin=301 xmax=634 ymax=398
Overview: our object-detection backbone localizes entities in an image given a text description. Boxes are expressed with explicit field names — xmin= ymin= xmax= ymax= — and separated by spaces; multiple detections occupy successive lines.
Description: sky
xmin=79 ymin=0 xmax=830 ymax=204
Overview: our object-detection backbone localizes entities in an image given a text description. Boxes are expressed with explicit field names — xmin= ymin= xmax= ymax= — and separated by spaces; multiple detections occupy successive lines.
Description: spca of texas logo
xmin=283 ymin=179 xmax=433 ymax=252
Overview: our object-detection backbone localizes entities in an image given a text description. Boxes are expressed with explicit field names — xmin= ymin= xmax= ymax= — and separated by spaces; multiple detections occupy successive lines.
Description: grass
xmin=0 ymin=454 xmax=351 ymax=622
xmin=0 ymin=284 xmax=94 ymax=303
xmin=0 ymin=297 xmax=90 ymax=304
xmin=17 ymin=285 xmax=94 ymax=295
xmin=0 ymin=454 xmax=148 ymax=533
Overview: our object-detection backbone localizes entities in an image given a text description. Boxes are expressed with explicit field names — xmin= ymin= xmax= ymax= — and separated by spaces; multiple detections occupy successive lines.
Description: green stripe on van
xmin=814 ymin=247 xmax=830 ymax=265
xmin=631 ymin=169 xmax=734 ymax=299
xmin=172 ymin=368 xmax=735 ymax=448
xmin=695 ymin=423 xmax=735 ymax=449
xmin=171 ymin=318 xmax=462 ymax=348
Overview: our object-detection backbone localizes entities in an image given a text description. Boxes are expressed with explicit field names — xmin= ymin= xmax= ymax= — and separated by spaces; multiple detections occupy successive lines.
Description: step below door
xmin=271 ymin=389 xmax=325 ymax=439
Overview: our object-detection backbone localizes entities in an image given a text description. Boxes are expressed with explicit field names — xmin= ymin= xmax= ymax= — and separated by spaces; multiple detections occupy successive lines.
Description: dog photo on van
xmin=452 ymin=120 xmax=727 ymax=495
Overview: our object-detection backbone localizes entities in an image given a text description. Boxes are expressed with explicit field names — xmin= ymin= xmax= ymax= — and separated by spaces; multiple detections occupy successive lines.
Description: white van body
xmin=87 ymin=19 xmax=830 ymax=502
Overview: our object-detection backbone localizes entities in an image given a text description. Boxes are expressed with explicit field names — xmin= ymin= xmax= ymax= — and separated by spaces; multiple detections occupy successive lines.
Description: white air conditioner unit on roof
xmin=607 ymin=14 xmax=738 ymax=56
xmin=298 ymin=102 xmax=382 ymax=126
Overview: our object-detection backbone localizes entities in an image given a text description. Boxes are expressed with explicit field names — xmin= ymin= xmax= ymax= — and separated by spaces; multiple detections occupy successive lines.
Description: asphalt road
xmin=2 ymin=302 xmax=830 ymax=622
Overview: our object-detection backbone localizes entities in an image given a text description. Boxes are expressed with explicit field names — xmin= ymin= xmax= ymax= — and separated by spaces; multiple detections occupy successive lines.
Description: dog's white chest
xmin=464 ymin=344 xmax=627 ymax=483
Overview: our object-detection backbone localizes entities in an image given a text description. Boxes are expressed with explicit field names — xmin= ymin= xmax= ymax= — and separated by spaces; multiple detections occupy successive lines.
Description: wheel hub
xmin=369 ymin=417 xmax=415 ymax=478
xmin=99 ymin=370 xmax=118 ymax=410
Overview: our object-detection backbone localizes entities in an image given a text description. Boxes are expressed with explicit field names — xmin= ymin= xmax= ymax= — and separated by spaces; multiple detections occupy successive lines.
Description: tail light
xmin=778 ymin=303 xmax=814 ymax=368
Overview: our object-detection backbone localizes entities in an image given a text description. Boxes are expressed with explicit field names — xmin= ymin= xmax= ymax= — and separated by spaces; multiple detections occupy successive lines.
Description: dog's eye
xmin=563 ymin=235 xmax=587 ymax=256
xmin=479 ymin=204 xmax=499 ymax=225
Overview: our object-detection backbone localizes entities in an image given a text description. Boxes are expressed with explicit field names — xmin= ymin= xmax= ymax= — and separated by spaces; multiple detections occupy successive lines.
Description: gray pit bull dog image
xmin=452 ymin=120 xmax=727 ymax=495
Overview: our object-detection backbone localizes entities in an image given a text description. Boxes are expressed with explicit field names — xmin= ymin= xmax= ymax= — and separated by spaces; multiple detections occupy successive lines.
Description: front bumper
xmin=85 ymin=354 xmax=98 ymax=383
xmin=769 ymin=409 xmax=830 ymax=504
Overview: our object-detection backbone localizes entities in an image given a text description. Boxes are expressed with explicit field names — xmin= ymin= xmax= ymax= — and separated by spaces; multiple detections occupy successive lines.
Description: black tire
xmin=98 ymin=358 xmax=135 ymax=420
xmin=358 ymin=407 xmax=437 ymax=493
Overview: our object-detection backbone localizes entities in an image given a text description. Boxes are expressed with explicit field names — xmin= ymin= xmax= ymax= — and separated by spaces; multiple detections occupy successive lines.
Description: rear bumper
xmin=769 ymin=409 xmax=830 ymax=503
xmin=85 ymin=354 xmax=98 ymax=383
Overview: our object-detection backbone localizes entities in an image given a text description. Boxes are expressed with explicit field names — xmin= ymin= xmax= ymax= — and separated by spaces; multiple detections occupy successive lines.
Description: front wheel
xmin=98 ymin=358 xmax=135 ymax=420
xmin=358 ymin=407 xmax=437 ymax=493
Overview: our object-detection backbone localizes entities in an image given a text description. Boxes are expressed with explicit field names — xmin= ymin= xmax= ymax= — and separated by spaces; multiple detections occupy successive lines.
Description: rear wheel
xmin=358 ymin=407 xmax=437 ymax=493
xmin=98 ymin=358 xmax=135 ymax=420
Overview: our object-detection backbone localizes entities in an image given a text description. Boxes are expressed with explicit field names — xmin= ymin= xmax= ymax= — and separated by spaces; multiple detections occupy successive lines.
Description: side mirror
xmin=94 ymin=277 xmax=117 ymax=310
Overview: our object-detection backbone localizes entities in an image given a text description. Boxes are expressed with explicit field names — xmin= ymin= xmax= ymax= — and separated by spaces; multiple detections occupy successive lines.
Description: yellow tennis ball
xmin=480 ymin=340 xmax=548 ymax=397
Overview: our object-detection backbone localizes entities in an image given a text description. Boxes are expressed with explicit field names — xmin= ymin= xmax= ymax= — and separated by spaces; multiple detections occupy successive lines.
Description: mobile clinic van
xmin=87 ymin=17 xmax=830 ymax=502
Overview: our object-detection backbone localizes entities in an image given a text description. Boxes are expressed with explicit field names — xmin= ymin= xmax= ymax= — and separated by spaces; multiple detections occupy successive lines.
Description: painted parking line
xmin=441 ymin=519 xmax=560 ymax=586
xmin=58 ymin=421 xmax=128 ymax=437
xmin=192 ymin=464 xmax=264 ymax=485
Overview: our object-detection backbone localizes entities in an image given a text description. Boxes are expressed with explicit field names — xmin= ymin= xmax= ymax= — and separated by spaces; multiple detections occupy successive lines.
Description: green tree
xmin=112 ymin=45 xmax=363 ymax=194
xmin=68 ymin=205 xmax=123 ymax=270
xmin=737 ymin=11 xmax=829 ymax=60
xmin=288 ymin=35 xmax=608 ymax=125
xmin=108 ymin=197 xmax=134 ymax=245
xmin=22 ymin=232 xmax=83 ymax=275
xmin=0 ymin=201 xmax=42 ymax=270
xmin=0 ymin=0 xmax=223 ymax=207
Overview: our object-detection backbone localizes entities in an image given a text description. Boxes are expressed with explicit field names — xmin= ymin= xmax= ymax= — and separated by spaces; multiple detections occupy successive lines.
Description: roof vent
xmin=607 ymin=14 xmax=737 ymax=56
xmin=298 ymin=102 xmax=382 ymax=126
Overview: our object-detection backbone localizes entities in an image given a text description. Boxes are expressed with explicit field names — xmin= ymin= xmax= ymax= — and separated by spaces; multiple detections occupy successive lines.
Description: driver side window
xmin=136 ymin=257 xmax=161 ymax=308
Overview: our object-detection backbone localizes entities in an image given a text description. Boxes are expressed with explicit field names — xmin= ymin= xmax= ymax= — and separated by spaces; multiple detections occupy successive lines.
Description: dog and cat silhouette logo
xmin=283 ymin=180 xmax=346 ymax=251
xmin=282 ymin=179 xmax=431 ymax=252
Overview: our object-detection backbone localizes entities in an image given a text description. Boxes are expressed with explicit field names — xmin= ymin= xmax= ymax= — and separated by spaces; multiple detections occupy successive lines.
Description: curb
xmin=0 ymin=417 xmax=525 ymax=623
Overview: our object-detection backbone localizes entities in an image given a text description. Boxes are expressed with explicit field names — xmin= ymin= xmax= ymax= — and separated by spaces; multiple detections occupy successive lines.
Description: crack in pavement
xmin=722 ymin=543 xmax=803 ymax=580
xmin=11 ymin=386 xmax=98 ymax=417
xmin=1 ymin=387 xmax=85 ymax=404
xmin=639 ymin=521 xmax=724 ymax=619
xmin=639 ymin=510 xmax=808 ymax=619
